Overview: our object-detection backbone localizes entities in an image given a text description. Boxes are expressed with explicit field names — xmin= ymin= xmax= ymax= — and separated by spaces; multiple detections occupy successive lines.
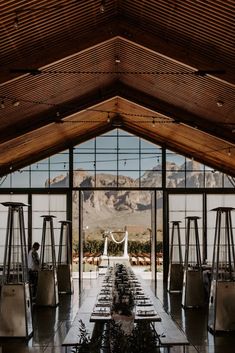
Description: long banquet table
xmin=62 ymin=265 xmax=189 ymax=353
xmin=89 ymin=265 xmax=161 ymax=323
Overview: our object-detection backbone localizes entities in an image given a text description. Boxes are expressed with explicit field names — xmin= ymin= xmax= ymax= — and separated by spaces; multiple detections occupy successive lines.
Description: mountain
xmin=49 ymin=160 xmax=230 ymax=232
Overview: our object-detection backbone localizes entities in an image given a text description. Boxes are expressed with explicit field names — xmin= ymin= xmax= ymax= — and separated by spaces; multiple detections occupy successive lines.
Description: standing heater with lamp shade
xmin=182 ymin=216 xmax=205 ymax=308
xmin=0 ymin=202 xmax=33 ymax=339
xmin=208 ymin=207 xmax=235 ymax=333
xmin=36 ymin=215 xmax=59 ymax=307
xmin=168 ymin=221 xmax=184 ymax=292
xmin=57 ymin=220 xmax=73 ymax=294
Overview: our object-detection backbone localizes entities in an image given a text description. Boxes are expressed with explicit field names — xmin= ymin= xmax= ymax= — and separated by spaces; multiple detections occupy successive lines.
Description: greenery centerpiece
xmin=72 ymin=264 xmax=159 ymax=353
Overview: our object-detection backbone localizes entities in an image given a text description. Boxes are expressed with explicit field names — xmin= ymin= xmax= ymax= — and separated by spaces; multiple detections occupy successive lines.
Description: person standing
xmin=28 ymin=242 xmax=40 ymax=299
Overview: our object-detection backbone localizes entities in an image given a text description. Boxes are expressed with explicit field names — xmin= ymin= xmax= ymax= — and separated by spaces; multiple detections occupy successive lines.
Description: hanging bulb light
xmin=115 ymin=56 xmax=121 ymax=64
xmin=107 ymin=112 xmax=111 ymax=123
xmin=228 ymin=148 xmax=231 ymax=157
xmin=12 ymin=100 xmax=20 ymax=107
xmin=1 ymin=99 xmax=5 ymax=109
xmin=100 ymin=0 xmax=105 ymax=13
xmin=14 ymin=13 xmax=19 ymax=29
xmin=152 ymin=118 xmax=155 ymax=127
xmin=216 ymin=100 xmax=224 ymax=108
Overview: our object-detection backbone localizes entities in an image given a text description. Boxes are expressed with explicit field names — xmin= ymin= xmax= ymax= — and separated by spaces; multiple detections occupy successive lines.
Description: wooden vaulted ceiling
xmin=0 ymin=0 xmax=235 ymax=177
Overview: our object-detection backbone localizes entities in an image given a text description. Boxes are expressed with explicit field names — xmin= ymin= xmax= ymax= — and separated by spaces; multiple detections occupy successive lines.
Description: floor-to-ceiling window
xmin=32 ymin=194 xmax=67 ymax=259
xmin=0 ymin=194 xmax=28 ymax=264
xmin=0 ymin=129 xmax=234 ymax=286
xmin=206 ymin=194 xmax=235 ymax=264
xmin=168 ymin=194 xmax=204 ymax=263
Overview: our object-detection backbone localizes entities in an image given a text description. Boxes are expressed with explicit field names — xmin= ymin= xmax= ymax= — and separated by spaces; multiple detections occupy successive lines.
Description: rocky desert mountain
xmin=49 ymin=160 xmax=228 ymax=234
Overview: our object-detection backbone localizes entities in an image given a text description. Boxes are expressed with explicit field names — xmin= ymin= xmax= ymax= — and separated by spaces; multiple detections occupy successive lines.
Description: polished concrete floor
xmin=0 ymin=273 xmax=235 ymax=353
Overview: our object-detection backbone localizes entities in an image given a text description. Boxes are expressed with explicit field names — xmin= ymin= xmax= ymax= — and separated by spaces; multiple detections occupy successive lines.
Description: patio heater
xmin=0 ymin=202 xmax=33 ymax=338
xmin=208 ymin=207 xmax=235 ymax=333
xmin=36 ymin=215 xmax=59 ymax=306
xmin=182 ymin=216 xmax=205 ymax=308
xmin=168 ymin=221 xmax=184 ymax=292
xmin=57 ymin=220 xmax=73 ymax=294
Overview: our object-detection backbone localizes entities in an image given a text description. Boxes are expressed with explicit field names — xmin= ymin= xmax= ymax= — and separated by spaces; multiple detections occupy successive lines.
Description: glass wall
xmin=0 ymin=151 xmax=69 ymax=189
xmin=73 ymin=130 xmax=162 ymax=188
xmin=166 ymin=150 xmax=233 ymax=188
xmin=168 ymin=194 xmax=203 ymax=262
xmin=82 ymin=190 xmax=152 ymax=269
xmin=206 ymin=194 xmax=235 ymax=264
xmin=0 ymin=194 xmax=28 ymax=264
xmin=32 ymin=194 xmax=67 ymax=260
xmin=0 ymin=128 xmax=234 ymax=282
xmin=0 ymin=131 xmax=233 ymax=191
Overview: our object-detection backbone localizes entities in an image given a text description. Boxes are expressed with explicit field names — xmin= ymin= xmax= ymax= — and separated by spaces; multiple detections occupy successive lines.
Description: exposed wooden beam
xmin=116 ymin=82 xmax=235 ymax=145
xmin=1 ymin=80 xmax=234 ymax=148
xmin=2 ymin=17 xmax=234 ymax=88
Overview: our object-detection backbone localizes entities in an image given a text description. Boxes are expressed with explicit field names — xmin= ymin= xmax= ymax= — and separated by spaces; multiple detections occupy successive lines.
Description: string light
xmin=0 ymin=95 xmax=55 ymax=108
xmin=10 ymin=68 xmax=225 ymax=76
xmin=0 ymin=97 xmax=172 ymax=123
xmin=205 ymin=145 xmax=235 ymax=157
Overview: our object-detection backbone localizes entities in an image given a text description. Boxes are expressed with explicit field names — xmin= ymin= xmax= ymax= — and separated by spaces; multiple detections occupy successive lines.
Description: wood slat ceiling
xmin=0 ymin=97 xmax=234 ymax=177
xmin=120 ymin=0 xmax=235 ymax=67
xmin=0 ymin=0 xmax=234 ymax=178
